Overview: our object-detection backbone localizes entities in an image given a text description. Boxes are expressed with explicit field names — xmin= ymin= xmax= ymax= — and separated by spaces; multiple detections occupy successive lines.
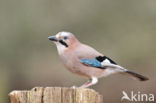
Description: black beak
xmin=48 ymin=36 xmax=58 ymax=42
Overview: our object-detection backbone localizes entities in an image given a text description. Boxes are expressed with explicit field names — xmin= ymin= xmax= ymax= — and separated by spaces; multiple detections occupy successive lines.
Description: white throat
xmin=56 ymin=43 xmax=67 ymax=54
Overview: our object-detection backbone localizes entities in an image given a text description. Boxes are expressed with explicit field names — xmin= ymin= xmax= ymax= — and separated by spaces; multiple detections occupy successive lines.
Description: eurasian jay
xmin=48 ymin=31 xmax=148 ymax=88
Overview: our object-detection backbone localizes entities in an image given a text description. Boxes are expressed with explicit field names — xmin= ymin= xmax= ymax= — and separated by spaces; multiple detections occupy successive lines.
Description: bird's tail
xmin=125 ymin=70 xmax=149 ymax=81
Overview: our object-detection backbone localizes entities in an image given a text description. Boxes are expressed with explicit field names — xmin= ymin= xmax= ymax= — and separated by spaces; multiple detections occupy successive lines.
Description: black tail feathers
xmin=125 ymin=71 xmax=149 ymax=81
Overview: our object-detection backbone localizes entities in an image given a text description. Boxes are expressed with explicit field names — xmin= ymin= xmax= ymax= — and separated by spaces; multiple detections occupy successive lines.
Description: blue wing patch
xmin=80 ymin=58 xmax=102 ymax=68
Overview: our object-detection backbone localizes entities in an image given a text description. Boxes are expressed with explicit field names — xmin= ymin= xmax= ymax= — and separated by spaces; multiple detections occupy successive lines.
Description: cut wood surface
xmin=9 ymin=87 xmax=103 ymax=103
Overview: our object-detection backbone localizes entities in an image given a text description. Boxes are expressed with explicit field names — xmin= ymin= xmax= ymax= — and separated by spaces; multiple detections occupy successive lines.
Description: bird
xmin=48 ymin=31 xmax=149 ymax=88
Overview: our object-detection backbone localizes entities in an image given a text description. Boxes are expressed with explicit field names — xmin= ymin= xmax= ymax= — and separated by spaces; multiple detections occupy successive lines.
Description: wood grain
xmin=9 ymin=87 xmax=103 ymax=103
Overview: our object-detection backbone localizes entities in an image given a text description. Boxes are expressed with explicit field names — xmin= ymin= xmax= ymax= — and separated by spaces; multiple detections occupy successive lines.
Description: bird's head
xmin=48 ymin=31 xmax=79 ymax=54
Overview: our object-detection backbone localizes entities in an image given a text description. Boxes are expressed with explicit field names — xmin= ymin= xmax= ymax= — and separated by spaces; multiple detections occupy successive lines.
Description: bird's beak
xmin=48 ymin=36 xmax=58 ymax=42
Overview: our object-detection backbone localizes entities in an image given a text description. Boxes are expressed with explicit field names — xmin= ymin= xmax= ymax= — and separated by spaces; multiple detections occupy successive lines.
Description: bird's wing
xmin=80 ymin=57 xmax=102 ymax=68
xmin=80 ymin=56 xmax=127 ymax=71
xmin=75 ymin=44 xmax=126 ymax=71
xmin=75 ymin=44 xmax=103 ymax=59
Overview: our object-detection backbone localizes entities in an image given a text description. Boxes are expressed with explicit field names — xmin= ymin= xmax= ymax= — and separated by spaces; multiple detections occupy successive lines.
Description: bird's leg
xmin=80 ymin=77 xmax=98 ymax=88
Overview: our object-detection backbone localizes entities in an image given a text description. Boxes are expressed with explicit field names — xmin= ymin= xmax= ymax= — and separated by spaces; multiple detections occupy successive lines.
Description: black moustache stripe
xmin=59 ymin=40 xmax=68 ymax=47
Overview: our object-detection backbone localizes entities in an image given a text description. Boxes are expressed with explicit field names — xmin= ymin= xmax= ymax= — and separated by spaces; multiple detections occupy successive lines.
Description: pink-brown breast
xmin=59 ymin=42 xmax=105 ymax=79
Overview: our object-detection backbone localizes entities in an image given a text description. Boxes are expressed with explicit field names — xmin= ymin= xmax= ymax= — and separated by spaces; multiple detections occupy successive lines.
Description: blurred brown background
xmin=0 ymin=0 xmax=156 ymax=103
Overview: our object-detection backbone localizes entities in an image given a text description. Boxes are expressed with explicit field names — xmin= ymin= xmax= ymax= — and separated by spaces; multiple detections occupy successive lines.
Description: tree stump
xmin=9 ymin=87 xmax=103 ymax=103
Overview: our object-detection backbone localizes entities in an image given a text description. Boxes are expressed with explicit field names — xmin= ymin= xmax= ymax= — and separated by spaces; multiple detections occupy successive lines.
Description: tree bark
xmin=9 ymin=87 xmax=103 ymax=103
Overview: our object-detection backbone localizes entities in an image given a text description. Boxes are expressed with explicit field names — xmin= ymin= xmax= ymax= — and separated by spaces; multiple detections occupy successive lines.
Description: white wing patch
xmin=100 ymin=59 xmax=128 ymax=77
xmin=102 ymin=59 xmax=111 ymax=63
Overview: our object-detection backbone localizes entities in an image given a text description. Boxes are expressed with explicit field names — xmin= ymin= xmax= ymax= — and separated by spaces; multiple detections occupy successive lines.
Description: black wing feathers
xmin=96 ymin=56 xmax=117 ymax=64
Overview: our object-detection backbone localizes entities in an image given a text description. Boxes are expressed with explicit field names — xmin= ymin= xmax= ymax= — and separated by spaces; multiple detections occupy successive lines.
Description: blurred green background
xmin=0 ymin=0 xmax=156 ymax=103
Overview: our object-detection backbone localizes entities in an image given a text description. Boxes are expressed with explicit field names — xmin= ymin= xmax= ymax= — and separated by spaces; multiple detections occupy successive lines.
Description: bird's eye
xmin=64 ymin=36 xmax=68 ymax=40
